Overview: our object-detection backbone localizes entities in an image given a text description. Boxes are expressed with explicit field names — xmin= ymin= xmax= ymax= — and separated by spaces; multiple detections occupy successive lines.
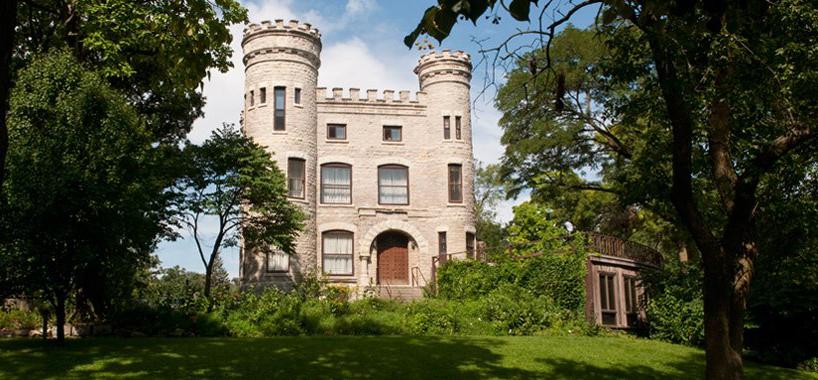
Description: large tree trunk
xmin=55 ymin=293 xmax=66 ymax=344
xmin=0 ymin=0 xmax=17 ymax=188
xmin=648 ymin=32 xmax=747 ymax=379
xmin=702 ymin=247 xmax=744 ymax=380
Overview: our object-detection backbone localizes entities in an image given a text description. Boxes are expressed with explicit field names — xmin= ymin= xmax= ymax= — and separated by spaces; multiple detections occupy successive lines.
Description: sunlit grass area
xmin=0 ymin=336 xmax=814 ymax=379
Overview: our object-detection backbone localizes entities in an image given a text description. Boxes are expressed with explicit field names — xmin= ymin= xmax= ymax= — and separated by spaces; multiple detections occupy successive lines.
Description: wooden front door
xmin=377 ymin=233 xmax=409 ymax=285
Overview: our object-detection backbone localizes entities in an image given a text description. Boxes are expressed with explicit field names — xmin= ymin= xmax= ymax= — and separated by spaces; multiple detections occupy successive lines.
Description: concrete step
xmin=375 ymin=286 xmax=424 ymax=302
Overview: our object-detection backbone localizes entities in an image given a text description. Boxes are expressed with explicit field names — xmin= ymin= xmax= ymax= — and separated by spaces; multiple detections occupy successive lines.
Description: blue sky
xmin=155 ymin=0 xmax=598 ymax=277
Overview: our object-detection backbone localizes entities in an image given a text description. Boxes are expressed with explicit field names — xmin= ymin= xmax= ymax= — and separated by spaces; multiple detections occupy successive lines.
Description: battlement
xmin=316 ymin=87 xmax=427 ymax=104
xmin=243 ymin=19 xmax=321 ymax=40
xmin=416 ymin=49 xmax=471 ymax=67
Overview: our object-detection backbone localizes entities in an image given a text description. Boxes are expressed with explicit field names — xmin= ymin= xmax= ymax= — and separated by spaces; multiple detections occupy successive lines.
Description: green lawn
xmin=0 ymin=336 xmax=814 ymax=379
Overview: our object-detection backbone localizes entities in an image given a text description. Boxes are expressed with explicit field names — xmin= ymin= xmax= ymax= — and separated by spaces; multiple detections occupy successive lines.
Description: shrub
xmin=475 ymin=284 xmax=559 ymax=335
xmin=224 ymin=288 xmax=304 ymax=336
xmin=436 ymin=260 xmax=497 ymax=300
xmin=436 ymin=249 xmax=587 ymax=313
xmin=0 ymin=309 xmax=41 ymax=330
xmin=512 ymin=253 xmax=586 ymax=311
xmin=642 ymin=262 xmax=705 ymax=346
xmin=403 ymin=300 xmax=459 ymax=335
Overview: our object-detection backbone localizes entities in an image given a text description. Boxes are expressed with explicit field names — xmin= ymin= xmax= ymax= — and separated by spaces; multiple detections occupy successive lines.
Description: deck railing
xmin=584 ymin=232 xmax=663 ymax=267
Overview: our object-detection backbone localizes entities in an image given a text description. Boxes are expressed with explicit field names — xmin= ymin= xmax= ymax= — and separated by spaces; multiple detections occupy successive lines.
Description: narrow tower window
xmin=455 ymin=116 xmax=462 ymax=140
xmin=250 ymin=90 xmax=255 ymax=107
xmin=287 ymin=158 xmax=305 ymax=199
xmin=294 ymin=88 xmax=302 ymax=105
xmin=274 ymin=86 xmax=286 ymax=131
xmin=259 ymin=87 xmax=267 ymax=104
xmin=443 ymin=116 xmax=451 ymax=139
xmin=466 ymin=232 xmax=475 ymax=258
xmin=438 ymin=232 xmax=447 ymax=256
xmin=448 ymin=164 xmax=462 ymax=203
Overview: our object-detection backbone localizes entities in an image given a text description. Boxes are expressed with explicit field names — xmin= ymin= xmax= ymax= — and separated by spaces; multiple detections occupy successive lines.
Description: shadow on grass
xmin=0 ymin=337 xmax=812 ymax=379
xmin=0 ymin=336 xmax=536 ymax=379
xmin=533 ymin=355 xmax=808 ymax=380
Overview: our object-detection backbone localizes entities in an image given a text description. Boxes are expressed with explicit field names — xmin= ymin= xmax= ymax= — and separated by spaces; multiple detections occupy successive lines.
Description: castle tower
xmin=414 ymin=50 xmax=477 ymax=254
xmin=240 ymin=20 xmax=321 ymax=287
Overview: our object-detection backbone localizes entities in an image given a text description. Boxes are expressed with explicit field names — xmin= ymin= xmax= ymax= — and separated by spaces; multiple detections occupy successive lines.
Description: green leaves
xmin=404 ymin=0 xmax=538 ymax=48
xmin=508 ymin=0 xmax=536 ymax=22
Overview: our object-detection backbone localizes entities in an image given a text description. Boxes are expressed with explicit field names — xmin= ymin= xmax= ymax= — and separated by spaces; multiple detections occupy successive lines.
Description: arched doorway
xmin=376 ymin=231 xmax=410 ymax=285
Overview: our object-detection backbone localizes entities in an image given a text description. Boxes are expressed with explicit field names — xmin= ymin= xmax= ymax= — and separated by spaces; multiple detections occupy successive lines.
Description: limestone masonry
xmin=240 ymin=19 xmax=476 ymax=294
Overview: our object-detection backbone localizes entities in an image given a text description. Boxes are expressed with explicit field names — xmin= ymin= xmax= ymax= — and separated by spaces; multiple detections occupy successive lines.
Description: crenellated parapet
xmin=316 ymin=87 xmax=427 ymax=104
xmin=243 ymin=19 xmax=322 ymax=41
xmin=414 ymin=50 xmax=472 ymax=91
xmin=242 ymin=19 xmax=322 ymax=70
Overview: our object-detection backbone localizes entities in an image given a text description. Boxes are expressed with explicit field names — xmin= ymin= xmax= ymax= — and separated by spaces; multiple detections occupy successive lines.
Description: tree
xmin=173 ymin=125 xmax=303 ymax=310
xmin=3 ymin=51 xmax=169 ymax=342
xmin=473 ymin=161 xmax=506 ymax=256
xmin=0 ymin=0 xmax=247 ymax=188
xmin=406 ymin=1 xmax=818 ymax=378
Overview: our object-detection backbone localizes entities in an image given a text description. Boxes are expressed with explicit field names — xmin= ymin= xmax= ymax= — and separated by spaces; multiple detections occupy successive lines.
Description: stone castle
xmin=239 ymin=19 xmax=476 ymax=297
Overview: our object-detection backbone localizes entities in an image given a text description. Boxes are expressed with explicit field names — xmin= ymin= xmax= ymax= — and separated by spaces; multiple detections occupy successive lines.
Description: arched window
xmin=378 ymin=164 xmax=409 ymax=205
xmin=322 ymin=230 xmax=353 ymax=275
xmin=321 ymin=163 xmax=352 ymax=204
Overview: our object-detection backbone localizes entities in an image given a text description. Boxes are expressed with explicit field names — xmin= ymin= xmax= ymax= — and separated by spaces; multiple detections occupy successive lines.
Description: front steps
xmin=375 ymin=286 xmax=424 ymax=302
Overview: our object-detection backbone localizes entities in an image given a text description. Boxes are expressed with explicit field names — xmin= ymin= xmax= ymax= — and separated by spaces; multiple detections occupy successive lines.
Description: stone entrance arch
xmin=375 ymin=231 xmax=410 ymax=285
xmin=360 ymin=220 xmax=430 ymax=287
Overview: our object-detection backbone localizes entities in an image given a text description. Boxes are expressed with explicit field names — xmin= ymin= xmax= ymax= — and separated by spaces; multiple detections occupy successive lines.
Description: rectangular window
xmin=274 ymin=86 xmax=285 ymax=131
xmin=466 ymin=232 xmax=475 ymax=258
xmin=294 ymin=88 xmax=302 ymax=104
xmin=323 ymin=231 xmax=353 ymax=275
xmin=438 ymin=232 xmax=447 ymax=256
xmin=443 ymin=116 xmax=451 ymax=139
xmin=250 ymin=90 xmax=255 ymax=106
xmin=448 ymin=164 xmax=463 ymax=203
xmin=259 ymin=87 xmax=267 ymax=104
xmin=327 ymin=124 xmax=347 ymax=140
xmin=267 ymin=250 xmax=289 ymax=272
xmin=287 ymin=158 xmax=305 ymax=199
xmin=321 ymin=164 xmax=352 ymax=204
xmin=455 ymin=116 xmax=462 ymax=139
xmin=378 ymin=165 xmax=409 ymax=205
xmin=383 ymin=126 xmax=402 ymax=142
xmin=599 ymin=273 xmax=617 ymax=325
xmin=624 ymin=276 xmax=639 ymax=326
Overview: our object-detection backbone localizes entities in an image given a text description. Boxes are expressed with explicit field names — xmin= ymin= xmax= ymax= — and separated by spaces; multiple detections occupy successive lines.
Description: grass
xmin=0 ymin=335 xmax=815 ymax=379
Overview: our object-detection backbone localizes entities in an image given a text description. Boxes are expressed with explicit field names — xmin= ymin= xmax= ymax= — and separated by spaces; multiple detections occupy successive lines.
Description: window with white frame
xmin=378 ymin=165 xmax=408 ymax=205
xmin=322 ymin=230 xmax=353 ymax=275
xmin=321 ymin=163 xmax=352 ymax=204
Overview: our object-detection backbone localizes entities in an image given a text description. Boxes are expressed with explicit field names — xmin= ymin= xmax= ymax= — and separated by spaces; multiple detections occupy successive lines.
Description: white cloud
xmin=319 ymin=38 xmax=417 ymax=91
xmin=345 ymin=0 xmax=376 ymax=15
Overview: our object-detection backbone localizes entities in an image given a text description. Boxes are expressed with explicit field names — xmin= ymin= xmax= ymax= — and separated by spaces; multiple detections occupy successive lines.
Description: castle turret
xmin=241 ymin=20 xmax=321 ymax=286
xmin=414 ymin=50 xmax=477 ymax=258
